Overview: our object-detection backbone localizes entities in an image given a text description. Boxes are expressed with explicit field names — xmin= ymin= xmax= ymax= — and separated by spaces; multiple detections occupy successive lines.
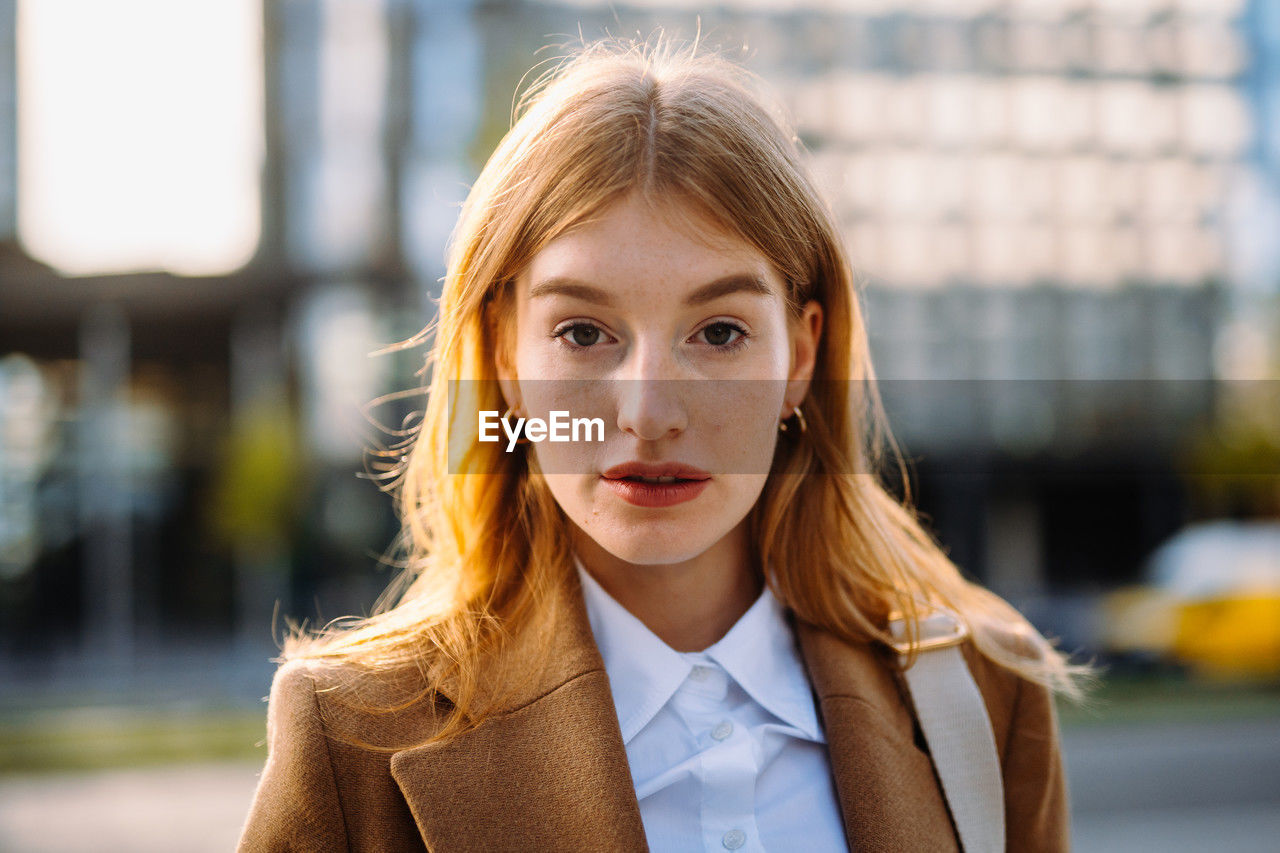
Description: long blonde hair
xmin=285 ymin=35 xmax=1088 ymax=741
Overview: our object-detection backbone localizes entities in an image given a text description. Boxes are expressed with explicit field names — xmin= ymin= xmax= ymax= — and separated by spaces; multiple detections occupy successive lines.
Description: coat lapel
xmin=793 ymin=618 xmax=960 ymax=852
xmin=389 ymin=568 xmax=958 ymax=852
xmin=389 ymin=569 xmax=649 ymax=852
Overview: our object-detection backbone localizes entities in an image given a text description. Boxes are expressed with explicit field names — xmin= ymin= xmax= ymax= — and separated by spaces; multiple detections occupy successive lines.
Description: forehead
xmin=519 ymin=194 xmax=783 ymax=298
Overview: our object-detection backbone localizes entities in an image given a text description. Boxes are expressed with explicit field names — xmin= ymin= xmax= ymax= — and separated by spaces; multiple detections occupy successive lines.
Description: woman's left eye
xmin=695 ymin=321 xmax=748 ymax=349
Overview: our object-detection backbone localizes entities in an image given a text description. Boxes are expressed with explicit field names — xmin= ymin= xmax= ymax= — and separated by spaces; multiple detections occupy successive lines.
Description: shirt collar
xmin=574 ymin=556 xmax=821 ymax=744
xmin=697 ymin=574 xmax=822 ymax=742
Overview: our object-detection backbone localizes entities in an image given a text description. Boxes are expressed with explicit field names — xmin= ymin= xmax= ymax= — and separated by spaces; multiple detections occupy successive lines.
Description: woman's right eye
xmin=553 ymin=323 xmax=609 ymax=349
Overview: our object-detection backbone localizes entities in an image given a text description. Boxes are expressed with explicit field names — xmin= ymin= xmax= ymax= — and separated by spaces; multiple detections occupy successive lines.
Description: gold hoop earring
xmin=778 ymin=405 xmax=808 ymax=435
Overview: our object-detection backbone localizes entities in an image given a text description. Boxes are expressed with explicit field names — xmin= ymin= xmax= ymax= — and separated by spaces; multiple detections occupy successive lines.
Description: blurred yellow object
xmin=1172 ymin=594 xmax=1280 ymax=678
xmin=208 ymin=398 xmax=299 ymax=550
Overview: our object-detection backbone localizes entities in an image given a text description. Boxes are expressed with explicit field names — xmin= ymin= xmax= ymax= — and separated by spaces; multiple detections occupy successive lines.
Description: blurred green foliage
xmin=0 ymin=707 xmax=267 ymax=775
xmin=1057 ymin=673 xmax=1280 ymax=728
xmin=208 ymin=399 xmax=301 ymax=551
xmin=3 ymin=675 xmax=1278 ymax=774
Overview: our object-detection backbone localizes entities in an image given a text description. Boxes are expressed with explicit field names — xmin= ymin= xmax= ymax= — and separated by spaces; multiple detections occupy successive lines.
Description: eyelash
xmin=549 ymin=320 xmax=751 ymax=354
xmin=697 ymin=322 xmax=751 ymax=353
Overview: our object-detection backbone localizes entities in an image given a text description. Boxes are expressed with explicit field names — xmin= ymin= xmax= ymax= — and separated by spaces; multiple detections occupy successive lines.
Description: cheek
xmin=720 ymin=473 xmax=772 ymax=520
xmin=540 ymin=473 xmax=587 ymax=514
xmin=520 ymin=378 xmax=607 ymax=477
xmin=692 ymin=380 xmax=785 ymax=473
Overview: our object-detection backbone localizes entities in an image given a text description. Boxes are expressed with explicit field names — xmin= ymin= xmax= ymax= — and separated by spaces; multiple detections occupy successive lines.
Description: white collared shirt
xmin=575 ymin=561 xmax=850 ymax=852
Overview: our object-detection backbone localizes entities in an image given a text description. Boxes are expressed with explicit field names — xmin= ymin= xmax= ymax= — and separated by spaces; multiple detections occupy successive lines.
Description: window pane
xmin=17 ymin=0 xmax=262 ymax=275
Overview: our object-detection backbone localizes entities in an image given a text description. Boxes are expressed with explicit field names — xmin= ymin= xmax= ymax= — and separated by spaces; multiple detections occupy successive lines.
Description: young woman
xmin=239 ymin=36 xmax=1085 ymax=853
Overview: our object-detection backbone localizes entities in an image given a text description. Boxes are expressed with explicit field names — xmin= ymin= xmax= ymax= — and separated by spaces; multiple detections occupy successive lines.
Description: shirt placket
xmin=675 ymin=662 xmax=765 ymax=853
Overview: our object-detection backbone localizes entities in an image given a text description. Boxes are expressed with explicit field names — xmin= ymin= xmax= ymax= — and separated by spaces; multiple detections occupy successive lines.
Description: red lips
xmin=599 ymin=461 xmax=711 ymax=508
xmin=600 ymin=461 xmax=711 ymax=481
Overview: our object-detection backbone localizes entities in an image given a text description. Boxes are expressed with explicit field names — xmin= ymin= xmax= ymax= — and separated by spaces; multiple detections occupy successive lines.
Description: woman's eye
xmin=698 ymin=322 xmax=745 ymax=347
xmin=555 ymin=323 xmax=606 ymax=348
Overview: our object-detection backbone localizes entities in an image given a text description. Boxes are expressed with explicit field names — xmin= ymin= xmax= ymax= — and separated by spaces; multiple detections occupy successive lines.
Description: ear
xmin=783 ymin=300 xmax=823 ymax=415
xmin=496 ymin=362 xmax=520 ymax=416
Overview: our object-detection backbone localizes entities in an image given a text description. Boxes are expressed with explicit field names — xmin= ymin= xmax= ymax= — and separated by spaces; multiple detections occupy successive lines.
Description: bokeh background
xmin=1 ymin=1 xmax=1278 ymax=850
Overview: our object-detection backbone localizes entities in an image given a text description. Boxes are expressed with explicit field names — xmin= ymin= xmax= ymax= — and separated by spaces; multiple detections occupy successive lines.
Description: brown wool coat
xmin=237 ymin=571 xmax=1070 ymax=852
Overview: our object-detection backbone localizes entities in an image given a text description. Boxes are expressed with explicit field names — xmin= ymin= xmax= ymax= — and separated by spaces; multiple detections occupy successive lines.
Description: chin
xmin=597 ymin=545 xmax=714 ymax=566
xmin=585 ymin=523 xmax=724 ymax=567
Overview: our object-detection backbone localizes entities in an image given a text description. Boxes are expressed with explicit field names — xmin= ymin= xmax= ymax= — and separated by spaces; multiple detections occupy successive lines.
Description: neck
xmin=571 ymin=520 xmax=763 ymax=652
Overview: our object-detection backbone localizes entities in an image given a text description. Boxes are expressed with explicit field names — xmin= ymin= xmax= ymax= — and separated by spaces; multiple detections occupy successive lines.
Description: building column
xmin=78 ymin=302 xmax=133 ymax=665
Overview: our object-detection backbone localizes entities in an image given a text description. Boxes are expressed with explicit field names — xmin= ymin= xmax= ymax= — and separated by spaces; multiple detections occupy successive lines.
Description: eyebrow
xmin=528 ymin=273 xmax=776 ymax=307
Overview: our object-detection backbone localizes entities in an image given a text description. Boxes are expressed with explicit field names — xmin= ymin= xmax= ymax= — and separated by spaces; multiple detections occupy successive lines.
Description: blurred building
xmin=1 ymin=0 xmax=1278 ymax=669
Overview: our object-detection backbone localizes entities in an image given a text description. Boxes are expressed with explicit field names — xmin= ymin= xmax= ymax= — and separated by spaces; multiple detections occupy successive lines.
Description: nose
xmin=615 ymin=339 xmax=688 ymax=441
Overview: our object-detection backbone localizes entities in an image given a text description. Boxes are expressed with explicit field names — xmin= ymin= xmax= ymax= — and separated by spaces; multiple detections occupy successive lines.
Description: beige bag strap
xmin=889 ymin=609 xmax=1005 ymax=853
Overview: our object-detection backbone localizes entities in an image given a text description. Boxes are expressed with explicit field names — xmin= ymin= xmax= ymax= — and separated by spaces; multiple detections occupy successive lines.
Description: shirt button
xmin=689 ymin=665 xmax=713 ymax=682
xmin=711 ymin=720 xmax=734 ymax=741
xmin=722 ymin=829 xmax=746 ymax=850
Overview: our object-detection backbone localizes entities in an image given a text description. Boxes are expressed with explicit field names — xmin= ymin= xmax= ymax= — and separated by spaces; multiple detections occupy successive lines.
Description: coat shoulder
xmin=239 ymin=656 xmax=446 ymax=851
xmin=270 ymin=653 xmax=453 ymax=751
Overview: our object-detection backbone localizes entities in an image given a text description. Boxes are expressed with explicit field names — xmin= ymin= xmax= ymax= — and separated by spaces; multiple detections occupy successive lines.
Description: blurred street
xmin=1067 ymin=717 xmax=1280 ymax=852
xmin=0 ymin=762 xmax=257 ymax=853
xmin=1 ymin=713 xmax=1277 ymax=852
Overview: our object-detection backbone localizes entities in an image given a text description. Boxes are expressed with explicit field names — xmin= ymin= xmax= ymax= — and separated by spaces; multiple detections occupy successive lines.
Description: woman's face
xmin=498 ymin=191 xmax=822 ymax=566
